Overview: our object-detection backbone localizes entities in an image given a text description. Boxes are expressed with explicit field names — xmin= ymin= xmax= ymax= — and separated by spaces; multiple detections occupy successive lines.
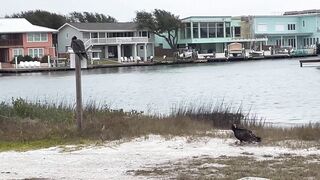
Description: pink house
xmin=0 ymin=18 xmax=57 ymax=64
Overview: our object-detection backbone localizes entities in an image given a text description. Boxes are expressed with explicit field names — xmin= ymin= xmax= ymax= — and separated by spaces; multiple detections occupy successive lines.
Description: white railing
xmin=231 ymin=37 xmax=268 ymax=42
xmin=84 ymin=37 xmax=150 ymax=49
xmin=84 ymin=39 xmax=92 ymax=50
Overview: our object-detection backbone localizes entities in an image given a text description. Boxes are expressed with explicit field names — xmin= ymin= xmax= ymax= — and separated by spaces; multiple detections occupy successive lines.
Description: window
xmin=303 ymin=21 xmax=305 ymax=27
xmin=288 ymin=24 xmax=296 ymax=30
xmin=121 ymin=32 xmax=134 ymax=37
xmin=313 ymin=38 xmax=316 ymax=45
xmin=13 ymin=48 xmax=23 ymax=57
xmin=28 ymin=48 xmax=44 ymax=58
xmin=303 ymin=38 xmax=306 ymax=46
xmin=138 ymin=31 xmax=148 ymax=37
xmin=92 ymin=52 xmax=100 ymax=59
xmin=186 ymin=23 xmax=191 ymax=39
xmin=142 ymin=31 xmax=148 ymax=37
xmin=317 ymin=38 xmax=319 ymax=44
xmin=0 ymin=34 xmax=9 ymax=40
xmin=27 ymin=34 xmax=33 ymax=41
xmin=180 ymin=24 xmax=185 ymax=39
xmin=40 ymin=33 xmax=47 ymax=41
xmin=288 ymin=39 xmax=296 ymax=47
xmin=83 ymin=32 xmax=90 ymax=39
xmin=116 ymin=32 xmax=124 ymax=37
xmin=91 ymin=32 xmax=98 ymax=38
xmin=108 ymin=32 xmax=116 ymax=38
xmin=99 ymin=32 xmax=105 ymax=38
xmin=34 ymin=34 xmax=40 ymax=41
xmin=27 ymin=33 xmax=48 ymax=42
xmin=208 ymin=22 xmax=216 ymax=38
xmin=225 ymin=22 xmax=231 ymax=37
xmin=200 ymin=22 xmax=208 ymax=38
xmin=217 ymin=23 xmax=224 ymax=37
xmin=307 ymin=38 xmax=309 ymax=46
xmin=235 ymin=27 xmax=241 ymax=37
xmin=276 ymin=39 xmax=281 ymax=46
xmin=193 ymin=22 xmax=199 ymax=38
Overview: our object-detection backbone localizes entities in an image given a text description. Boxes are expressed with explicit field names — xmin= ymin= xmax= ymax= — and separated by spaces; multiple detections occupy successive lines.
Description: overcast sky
xmin=1 ymin=0 xmax=320 ymax=21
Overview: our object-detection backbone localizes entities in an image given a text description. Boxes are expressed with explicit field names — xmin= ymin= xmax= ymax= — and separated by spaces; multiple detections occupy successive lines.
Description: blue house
xmin=252 ymin=11 xmax=320 ymax=49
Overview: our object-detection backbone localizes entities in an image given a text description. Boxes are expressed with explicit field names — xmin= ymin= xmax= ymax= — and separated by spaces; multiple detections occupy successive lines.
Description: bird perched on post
xmin=231 ymin=124 xmax=261 ymax=144
xmin=71 ymin=36 xmax=88 ymax=60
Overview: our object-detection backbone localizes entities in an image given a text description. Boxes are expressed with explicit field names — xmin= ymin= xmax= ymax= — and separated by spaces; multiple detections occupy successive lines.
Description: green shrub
xmin=41 ymin=55 xmax=49 ymax=63
xmin=11 ymin=55 xmax=24 ymax=64
xmin=33 ymin=57 xmax=40 ymax=62
xmin=23 ymin=55 xmax=33 ymax=62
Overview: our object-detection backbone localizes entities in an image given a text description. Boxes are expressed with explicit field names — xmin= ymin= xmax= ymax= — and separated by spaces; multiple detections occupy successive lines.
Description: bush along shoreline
xmin=0 ymin=98 xmax=319 ymax=151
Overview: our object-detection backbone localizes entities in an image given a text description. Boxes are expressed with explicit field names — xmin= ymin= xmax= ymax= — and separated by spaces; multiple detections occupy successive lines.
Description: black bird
xmin=71 ymin=36 xmax=88 ymax=60
xmin=231 ymin=124 xmax=261 ymax=143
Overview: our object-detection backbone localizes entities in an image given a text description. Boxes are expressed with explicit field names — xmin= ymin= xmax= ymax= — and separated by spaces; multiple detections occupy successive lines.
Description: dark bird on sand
xmin=231 ymin=124 xmax=261 ymax=143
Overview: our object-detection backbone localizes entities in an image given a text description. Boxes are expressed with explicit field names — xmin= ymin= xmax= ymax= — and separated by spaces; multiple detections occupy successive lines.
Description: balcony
xmin=0 ymin=34 xmax=23 ymax=47
xmin=84 ymin=37 xmax=152 ymax=49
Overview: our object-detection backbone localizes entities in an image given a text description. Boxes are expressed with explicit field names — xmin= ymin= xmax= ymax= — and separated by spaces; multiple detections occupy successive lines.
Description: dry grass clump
xmin=0 ymin=98 xmax=214 ymax=150
xmin=0 ymin=98 xmax=319 ymax=151
xmin=170 ymin=102 xmax=245 ymax=129
xmin=244 ymin=123 xmax=320 ymax=143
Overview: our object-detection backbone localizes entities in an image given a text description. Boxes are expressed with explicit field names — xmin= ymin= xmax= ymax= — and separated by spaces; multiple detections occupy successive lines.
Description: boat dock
xmin=299 ymin=59 xmax=320 ymax=67
xmin=0 ymin=62 xmax=157 ymax=73
xmin=1 ymin=55 xmax=319 ymax=74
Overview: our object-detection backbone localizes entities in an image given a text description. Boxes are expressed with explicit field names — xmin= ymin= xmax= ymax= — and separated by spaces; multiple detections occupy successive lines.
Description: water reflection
xmin=0 ymin=59 xmax=319 ymax=125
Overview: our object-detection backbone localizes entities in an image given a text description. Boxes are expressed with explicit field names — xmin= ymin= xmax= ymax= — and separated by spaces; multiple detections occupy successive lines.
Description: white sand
xmin=0 ymin=135 xmax=319 ymax=179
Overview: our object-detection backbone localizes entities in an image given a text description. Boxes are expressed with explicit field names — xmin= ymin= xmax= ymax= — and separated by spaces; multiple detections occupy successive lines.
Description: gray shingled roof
xmin=69 ymin=22 xmax=139 ymax=31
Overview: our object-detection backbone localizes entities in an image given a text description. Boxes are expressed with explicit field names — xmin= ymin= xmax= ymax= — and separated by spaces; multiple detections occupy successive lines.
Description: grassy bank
xmin=0 ymin=98 xmax=319 ymax=151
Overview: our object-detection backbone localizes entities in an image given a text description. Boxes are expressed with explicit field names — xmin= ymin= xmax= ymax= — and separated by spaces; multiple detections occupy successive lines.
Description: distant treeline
xmin=5 ymin=10 xmax=117 ymax=29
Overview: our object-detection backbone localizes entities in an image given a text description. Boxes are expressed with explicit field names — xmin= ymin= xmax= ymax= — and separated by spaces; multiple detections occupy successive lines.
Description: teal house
xmin=252 ymin=11 xmax=320 ymax=49
xmin=156 ymin=16 xmax=267 ymax=53
xmin=156 ymin=10 xmax=320 ymax=54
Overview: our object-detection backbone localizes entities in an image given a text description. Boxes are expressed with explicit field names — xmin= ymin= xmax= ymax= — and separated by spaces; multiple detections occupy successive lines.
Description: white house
xmin=57 ymin=22 xmax=155 ymax=62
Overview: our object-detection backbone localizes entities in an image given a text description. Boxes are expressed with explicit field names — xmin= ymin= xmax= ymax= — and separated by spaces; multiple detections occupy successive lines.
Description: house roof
xmin=182 ymin=16 xmax=232 ymax=20
xmin=59 ymin=22 xmax=139 ymax=32
xmin=0 ymin=18 xmax=58 ymax=33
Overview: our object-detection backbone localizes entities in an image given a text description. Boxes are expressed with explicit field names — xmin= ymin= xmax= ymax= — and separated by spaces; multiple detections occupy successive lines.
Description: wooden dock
xmin=299 ymin=59 xmax=320 ymax=67
xmin=0 ymin=62 xmax=157 ymax=74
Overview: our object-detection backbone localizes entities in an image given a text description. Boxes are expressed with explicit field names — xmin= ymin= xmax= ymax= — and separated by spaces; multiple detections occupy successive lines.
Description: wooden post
xmin=15 ymin=56 xmax=18 ymax=69
xmin=75 ymin=54 xmax=83 ymax=130
xmin=48 ymin=56 xmax=51 ymax=68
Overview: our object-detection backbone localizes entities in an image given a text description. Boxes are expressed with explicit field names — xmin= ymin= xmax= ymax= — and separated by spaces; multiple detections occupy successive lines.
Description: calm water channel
xmin=1 ymin=58 xmax=320 ymax=125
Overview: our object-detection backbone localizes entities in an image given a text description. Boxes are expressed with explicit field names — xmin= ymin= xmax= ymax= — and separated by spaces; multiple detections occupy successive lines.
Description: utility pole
xmin=75 ymin=54 xmax=83 ymax=130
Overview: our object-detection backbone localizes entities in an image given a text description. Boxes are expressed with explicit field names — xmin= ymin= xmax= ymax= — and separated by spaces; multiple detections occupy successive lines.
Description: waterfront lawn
xmin=0 ymin=98 xmax=319 ymax=151
xmin=91 ymin=59 xmax=121 ymax=65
